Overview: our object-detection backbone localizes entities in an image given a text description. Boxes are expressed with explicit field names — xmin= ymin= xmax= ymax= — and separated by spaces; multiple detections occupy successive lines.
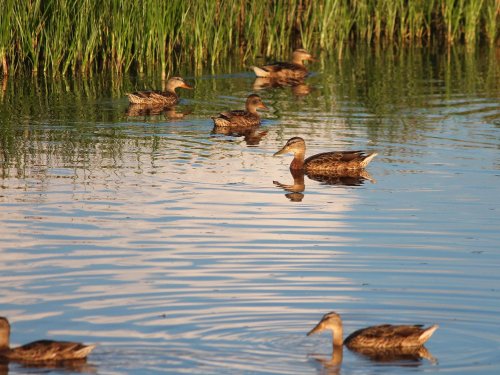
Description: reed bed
xmin=1 ymin=0 xmax=498 ymax=76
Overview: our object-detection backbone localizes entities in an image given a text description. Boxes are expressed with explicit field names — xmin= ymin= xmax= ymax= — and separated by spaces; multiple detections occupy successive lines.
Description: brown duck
xmin=126 ymin=76 xmax=193 ymax=106
xmin=212 ymin=94 xmax=268 ymax=128
xmin=307 ymin=312 xmax=438 ymax=350
xmin=0 ymin=317 xmax=95 ymax=362
xmin=252 ymin=49 xmax=315 ymax=80
xmin=274 ymin=137 xmax=377 ymax=173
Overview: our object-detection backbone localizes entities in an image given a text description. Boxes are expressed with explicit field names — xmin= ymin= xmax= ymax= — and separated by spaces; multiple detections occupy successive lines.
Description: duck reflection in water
xmin=307 ymin=312 xmax=437 ymax=372
xmin=273 ymin=164 xmax=375 ymax=202
xmin=0 ymin=358 xmax=97 ymax=374
xmin=253 ymin=77 xmax=312 ymax=97
xmin=212 ymin=125 xmax=268 ymax=146
xmin=125 ymin=103 xmax=191 ymax=119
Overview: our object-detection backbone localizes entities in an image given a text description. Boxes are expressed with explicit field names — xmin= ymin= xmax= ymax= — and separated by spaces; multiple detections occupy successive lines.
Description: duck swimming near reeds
xmin=0 ymin=317 xmax=95 ymax=362
xmin=252 ymin=49 xmax=315 ymax=80
xmin=126 ymin=76 xmax=193 ymax=106
xmin=274 ymin=137 xmax=377 ymax=173
xmin=307 ymin=312 xmax=438 ymax=350
xmin=212 ymin=94 xmax=268 ymax=128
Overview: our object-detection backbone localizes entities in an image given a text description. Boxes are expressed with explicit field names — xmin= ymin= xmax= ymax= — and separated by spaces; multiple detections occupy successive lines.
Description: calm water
xmin=1 ymin=46 xmax=499 ymax=374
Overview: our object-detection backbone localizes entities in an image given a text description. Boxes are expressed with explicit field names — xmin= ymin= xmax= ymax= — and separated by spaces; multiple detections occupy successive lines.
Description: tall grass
xmin=1 ymin=0 xmax=498 ymax=76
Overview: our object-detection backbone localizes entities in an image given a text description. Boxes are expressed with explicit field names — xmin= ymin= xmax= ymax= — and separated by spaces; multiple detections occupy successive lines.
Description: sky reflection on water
xmin=1 ymin=46 xmax=499 ymax=374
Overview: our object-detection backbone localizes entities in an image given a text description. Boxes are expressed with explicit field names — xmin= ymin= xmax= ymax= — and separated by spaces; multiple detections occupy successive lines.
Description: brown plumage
xmin=126 ymin=76 xmax=193 ymax=106
xmin=274 ymin=137 xmax=377 ymax=173
xmin=252 ymin=49 xmax=315 ymax=80
xmin=212 ymin=94 xmax=268 ymax=128
xmin=0 ymin=317 xmax=95 ymax=362
xmin=307 ymin=312 xmax=438 ymax=350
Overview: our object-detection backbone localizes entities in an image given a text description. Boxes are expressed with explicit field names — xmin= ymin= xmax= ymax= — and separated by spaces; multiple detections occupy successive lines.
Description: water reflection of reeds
xmin=1 ymin=47 xmax=499 ymax=180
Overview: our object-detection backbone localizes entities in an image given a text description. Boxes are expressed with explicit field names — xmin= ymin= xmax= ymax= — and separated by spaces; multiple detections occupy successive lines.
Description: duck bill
xmin=181 ymin=82 xmax=194 ymax=90
xmin=307 ymin=322 xmax=324 ymax=336
xmin=273 ymin=146 xmax=289 ymax=156
xmin=307 ymin=321 xmax=325 ymax=336
xmin=258 ymin=102 xmax=269 ymax=111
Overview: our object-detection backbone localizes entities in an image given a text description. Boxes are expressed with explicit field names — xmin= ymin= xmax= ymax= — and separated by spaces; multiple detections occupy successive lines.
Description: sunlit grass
xmin=0 ymin=0 xmax=498 ymax=75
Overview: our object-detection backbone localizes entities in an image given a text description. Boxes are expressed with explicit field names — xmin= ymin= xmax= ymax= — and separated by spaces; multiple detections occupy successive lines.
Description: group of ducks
xmin=0 ymin=312 xmax=438 ymax=364
xmin=126 ymin=49 xmax=377 ymax=175
xmin=1 ymin=50 xmax=437 ymax=366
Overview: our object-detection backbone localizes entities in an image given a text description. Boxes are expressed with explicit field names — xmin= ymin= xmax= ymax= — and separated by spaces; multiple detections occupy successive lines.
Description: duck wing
xmin=8 ymin=340 xmax=95 ymax=361
xmin=217 ymin=110 xmax=247 ymax=120
xmin=213 ymin=110 xmax=260 ymax=127
xmin=261 ymin=62 xmax=295 ymax=72
xmin=304 ymin=151 xmax=375 ymax=172
xmin=345 ymin=324 xmax=437 ymax=349
xmin=127 ymin=91 xmax=178 ymax=106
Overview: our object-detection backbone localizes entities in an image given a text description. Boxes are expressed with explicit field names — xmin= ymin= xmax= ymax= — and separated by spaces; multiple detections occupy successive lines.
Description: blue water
xmin=1 ymin=47 xmax=499 ymax=374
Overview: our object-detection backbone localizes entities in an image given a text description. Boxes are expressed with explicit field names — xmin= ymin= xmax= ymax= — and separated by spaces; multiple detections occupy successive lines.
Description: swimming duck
xmin=307 ymin=312 xmax=438 ymax=350
xmin=252 ymin=49 xmax=315 ymax=80
xmin=274 ymin=137 xmax=377 ymax=173
xmin=126 ymin=76 xmax=193 ymax=106
xmin=0 ymin=317 xmax=95 ymax=362
xmin=212 ymin=94 xmax=268 ymax=128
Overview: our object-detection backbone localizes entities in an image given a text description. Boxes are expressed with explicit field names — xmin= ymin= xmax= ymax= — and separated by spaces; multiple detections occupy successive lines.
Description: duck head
xmin=167 ymin=76 xmax=194 ymax=92
xmin=274 ymin=137 xmax=306 ymax=156
xmin=246 ymin=94 xmax=269 ymax=113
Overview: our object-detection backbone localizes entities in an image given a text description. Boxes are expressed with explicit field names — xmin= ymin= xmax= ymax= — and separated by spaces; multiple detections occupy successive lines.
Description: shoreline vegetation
xmin=0 ymin=0 xmax=498 ymax=76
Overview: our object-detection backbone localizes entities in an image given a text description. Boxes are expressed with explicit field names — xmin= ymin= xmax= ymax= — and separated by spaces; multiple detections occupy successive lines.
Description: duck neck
xmin=290 ymin=151 xmax=305 ymax=170
xmin=0 ymin=330 xmax=9 ymax=349
xmin=331 ymin=345 xmax=343 ymax=367
xmin=246 ymin=105 xmax=258 ymax=115
xmin=332 ymin=321 xmax=344 ymax=348
xmin=292 ymin=55 xmax=305 ymax=66
xmin=165 ymin=82 xmax=179 ymax=94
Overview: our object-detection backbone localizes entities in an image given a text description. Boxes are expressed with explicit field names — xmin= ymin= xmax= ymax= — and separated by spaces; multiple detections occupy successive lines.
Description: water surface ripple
xmin=1 ymin=47 xmax=499 ymax=374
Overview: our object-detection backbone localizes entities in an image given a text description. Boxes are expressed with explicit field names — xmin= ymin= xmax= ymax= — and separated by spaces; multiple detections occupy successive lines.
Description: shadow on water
xmin=308 ymin=345 xmax=436 ymax=374
xmin=1 ymin=358 xmax=97 ymax=374
xmin=274 ymin=168 xmax=375 ymax=202
xmin=125 ymin=104 xmax=192 ymax=120
xmin=211 ymin=125 xmax=268 ymax=146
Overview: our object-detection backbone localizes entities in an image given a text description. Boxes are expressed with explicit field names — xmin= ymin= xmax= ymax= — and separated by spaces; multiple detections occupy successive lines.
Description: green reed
xmin=0 ymin=0 xmax=498 ymax=76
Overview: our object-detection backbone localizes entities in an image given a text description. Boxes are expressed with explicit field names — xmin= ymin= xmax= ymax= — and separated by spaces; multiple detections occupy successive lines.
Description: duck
xmin=126 ymin=76 xmax=193 ymax=106
xmin=212 ymin=94 xmax=268 ymax=128
xmin=307 ymin=311 xmax=438 ymax=350
xmin=252 ymin=49 xmax=315 ymax=80
xmin=274 ymin=137 xmax=377 ymax=173
xmin=0 ymin=317 xmax=95 ymax=362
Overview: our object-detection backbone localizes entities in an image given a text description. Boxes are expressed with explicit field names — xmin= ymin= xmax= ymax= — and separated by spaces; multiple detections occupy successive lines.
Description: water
xmin=1 ymin=46 xmax=499 ymax=374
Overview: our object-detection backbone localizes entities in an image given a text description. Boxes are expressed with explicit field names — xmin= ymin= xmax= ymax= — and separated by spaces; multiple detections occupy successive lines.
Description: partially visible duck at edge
xmin=307 ymin=311 xmax=438 ymax=350
xmin=126 ymin=76 xmax=193 ymax=106
xmin=0 ymin=317 xmax=95 ymax=362
xmin=252 ymin=49 xmax=315 ymax=80
xmin=212 ymin=94 xmax=268 ymax=128
xmin=274 ymin=137 xmax=377 ymax=173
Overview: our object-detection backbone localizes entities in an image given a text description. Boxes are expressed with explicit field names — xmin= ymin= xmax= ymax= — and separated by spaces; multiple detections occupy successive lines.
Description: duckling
xmin=0 ymin=317 xmax=95 ymax=362
xmin=252 ymin=49 xmax=315 ymax=80
xmin=274 ymin=137 xmax=377 ymax=172
xmin=126 ymin=76 xmax=193 ymax=106
xmin=307 ymin=312 xmax=438 ymax=350
xmin=212 ymin=94 xmax=268 ymax=128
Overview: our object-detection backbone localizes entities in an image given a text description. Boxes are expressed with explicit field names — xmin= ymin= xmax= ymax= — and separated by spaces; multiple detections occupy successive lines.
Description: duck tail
xmin=419 ymin=324 xmax=439 ymax=345
xmin=361 ymin=152 xmax=378 ymax=167
xmin=74 ymin=344 xmax=96 ymax=359
xmin=252 ymin=66 xmax=270 ymax=78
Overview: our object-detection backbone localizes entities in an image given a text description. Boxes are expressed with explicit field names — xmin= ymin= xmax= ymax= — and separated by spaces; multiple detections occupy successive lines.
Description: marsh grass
xmin=1 ymin=0 xmax=498 ymax=76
